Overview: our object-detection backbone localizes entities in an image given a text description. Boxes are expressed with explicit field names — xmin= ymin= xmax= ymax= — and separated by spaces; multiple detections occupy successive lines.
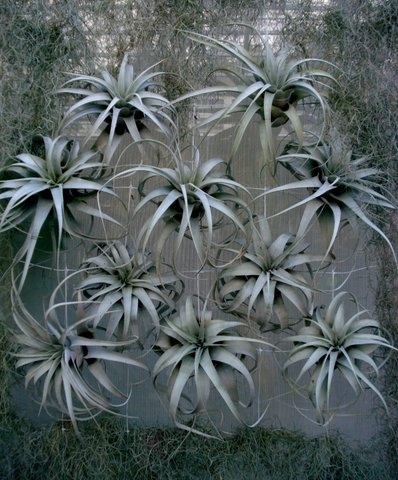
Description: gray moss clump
xmin=0 ymin=418 xmax=391 ymax=480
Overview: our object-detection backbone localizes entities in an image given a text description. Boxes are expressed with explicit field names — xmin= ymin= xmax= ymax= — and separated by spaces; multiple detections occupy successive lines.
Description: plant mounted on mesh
xmin=152 ymin=296 xmax=272 ymax=436
xmin=76 ymin=240 xmax=183 ymax=342
xmin=133 ymin=145 xmax=252 ymax=271
xmin=58 ymin=54 xmax=176 ymax=158
xmin=263 ymin=139 xmax=396 ymax=261
xmin=176 ymin=27 xmax=335 ymax=166
xmin=283 ymin=291 xmax=395 ymax=424
xmin=215 ymin=215 xmax=328 ymax=333
xmin=0 ymin=135 xmax=121 ymax=290
xmin=12 ymin=290 xmax=147 ymax=434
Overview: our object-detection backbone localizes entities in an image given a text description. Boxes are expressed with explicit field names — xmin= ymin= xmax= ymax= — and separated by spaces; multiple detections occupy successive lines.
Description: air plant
xmin=215 ymin=216 xmax=327 ymax=332
xmin=264 ymin=140 xmax=396 ymax=261
xmin=57 ymin=54 xmax=176 ymax=158
xmin=283 ymin=291 xmax=395 ymax=424
xmin=175 ymin=28 xmax=335 ymax=166
xmin=133 ymin=146 xmax=252 ymax=271
xmin=152 ymin=296 xmax=272 ymax=436
xmin=0 ymin=135 xmax=121 ymax=289
xmin=77 ymin=240 xmax=182 ymax=341
xmin=12 ymin=291 xmax=147 ymax=434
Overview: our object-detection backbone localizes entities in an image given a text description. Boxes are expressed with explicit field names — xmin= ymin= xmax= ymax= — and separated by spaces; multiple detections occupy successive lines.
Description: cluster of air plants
xmin=77 ymin=240 xmax=182 ymax=340
xmin=12 ymin=288 xmax=147 ymax=433
xmin=0 ymin=135 xmax=121 ymax=290
xmin=57 ymin=54 xmax=177 ymax=158
xmin=265 ymin=139 xmax=396 ymax=260
xmin=152 ymin=296 xmax=271 ymax=436
xmin=132 ymin=148 xmax=252 ymax=270
xmin=215 ymin=215 xmax=327 ymax=332
xmin=175 ymin=27 xmax=335 ymax=165
xmin=283 ymin=292 xmax=395 ymax=424
xmin=1 ymin=24 xmax=396 ymax=437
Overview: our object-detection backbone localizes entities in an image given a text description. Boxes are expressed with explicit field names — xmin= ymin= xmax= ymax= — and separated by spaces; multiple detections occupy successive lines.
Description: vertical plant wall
xmin=0 ymin=1 xmax=396 ymax=442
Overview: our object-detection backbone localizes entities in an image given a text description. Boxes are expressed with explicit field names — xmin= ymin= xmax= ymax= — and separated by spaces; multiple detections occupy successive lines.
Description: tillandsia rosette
xmin=12 ymin=291 xmax=147 ymax=434
xmin=58 ymin=54 xmax=176 ymax=158
xmin=283 ymin=291 xmax=395 ymax=424
xmin=175 ymin=27 xmax=335 ymax=164
xmin=133 ymin=147 xmax=252 ymax=271
xmin=215 ymin=216 xmax=328 ymax=332
xmin=0 ymin=135 xmax=121 ymax=290
xmin=265 ymin=140 xmax=396 ymax=261
xmin=152 ymin=296 xmax=273 ymax=436
xmin=77 ymin=240 xmax=182 ymax=341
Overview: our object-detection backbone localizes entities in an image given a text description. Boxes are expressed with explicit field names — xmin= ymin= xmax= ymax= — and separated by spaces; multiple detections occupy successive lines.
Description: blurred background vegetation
xmin=0 ymin=0 xmax=397 ymax=477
